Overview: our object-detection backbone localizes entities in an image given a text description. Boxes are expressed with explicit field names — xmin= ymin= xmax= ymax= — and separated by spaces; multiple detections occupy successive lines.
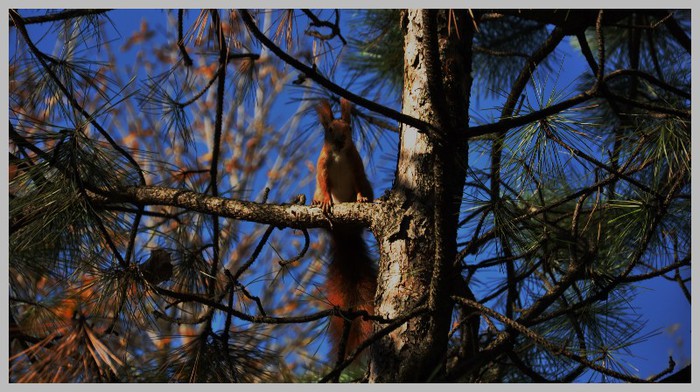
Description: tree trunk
xmin=369 ymin=9 xmax=473 ymax=382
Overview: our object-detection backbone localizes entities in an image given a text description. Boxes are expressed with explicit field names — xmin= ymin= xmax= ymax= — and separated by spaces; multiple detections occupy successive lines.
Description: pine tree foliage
xmin=8 ymin=9 xmax=690 ymax=383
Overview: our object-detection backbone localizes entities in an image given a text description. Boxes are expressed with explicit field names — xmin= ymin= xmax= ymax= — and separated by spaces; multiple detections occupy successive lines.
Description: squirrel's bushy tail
xmin=325 ymin=228 xmax=377 ymax=359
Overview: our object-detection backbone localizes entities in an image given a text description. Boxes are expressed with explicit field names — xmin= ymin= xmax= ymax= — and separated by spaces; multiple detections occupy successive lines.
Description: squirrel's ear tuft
xmin=340 ymin=98 xmax=352 ymax=126
xmin=315 ymin=99 xmax=333 ymax=129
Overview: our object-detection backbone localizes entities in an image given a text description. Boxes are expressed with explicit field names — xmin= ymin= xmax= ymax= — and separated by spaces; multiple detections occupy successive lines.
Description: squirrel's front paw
xmin=314 ymin=198 xmax=333 ymax=213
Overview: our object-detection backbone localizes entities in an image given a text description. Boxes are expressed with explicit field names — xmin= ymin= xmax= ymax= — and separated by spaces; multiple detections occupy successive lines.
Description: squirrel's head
xmin=316 ymin=98 xmax=353 ymax=151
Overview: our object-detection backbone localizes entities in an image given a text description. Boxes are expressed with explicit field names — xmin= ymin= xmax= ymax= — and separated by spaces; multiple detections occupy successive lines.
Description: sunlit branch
xmin=594 ymin=11 xmax=605 ymax=90
xmin=88 ymin=185 xmax=377 ymax=230
xmin=646 ymin=356 xmax=676 ymax=382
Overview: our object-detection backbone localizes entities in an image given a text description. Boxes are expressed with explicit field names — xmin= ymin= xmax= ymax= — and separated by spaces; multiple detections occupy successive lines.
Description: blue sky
xmin=7 ymin=8 xmax=692 ymax=381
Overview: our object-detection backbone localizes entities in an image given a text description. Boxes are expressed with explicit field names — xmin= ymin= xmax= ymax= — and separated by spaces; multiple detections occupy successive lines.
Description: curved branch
xmin=464 ymin=92 xmax=593 ymax=139
xmin=238 ymin=9 xmax=435 ymax=134
xmin=301 ymin=9 xmax=347 ymax=45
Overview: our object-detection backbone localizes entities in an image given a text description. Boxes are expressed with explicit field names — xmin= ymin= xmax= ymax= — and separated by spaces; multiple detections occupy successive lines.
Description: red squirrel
xmin=312 ymin=98 xmax=377 ymax=361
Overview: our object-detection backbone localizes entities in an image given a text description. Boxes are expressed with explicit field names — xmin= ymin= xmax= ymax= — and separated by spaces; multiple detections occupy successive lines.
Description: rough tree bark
xmin=369 ymin=9 xmax=473 ymax=382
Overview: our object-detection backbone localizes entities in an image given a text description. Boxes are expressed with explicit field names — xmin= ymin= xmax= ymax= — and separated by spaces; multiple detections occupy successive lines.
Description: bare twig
xmin=302 ymin=9 xmax=347 ymax=45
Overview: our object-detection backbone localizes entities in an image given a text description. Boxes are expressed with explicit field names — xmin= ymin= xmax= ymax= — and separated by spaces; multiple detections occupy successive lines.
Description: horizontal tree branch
xmin=89 ymin=185 xmax=378 ymax=230
xmin=464 ymin=92 xmax=593 ymax=139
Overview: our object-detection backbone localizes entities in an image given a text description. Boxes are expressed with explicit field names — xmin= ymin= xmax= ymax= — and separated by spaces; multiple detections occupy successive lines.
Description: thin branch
xmin=227 ymin=52 xmax=261 ymax=61
xmin=332 ymin=319 xmax=352 ymax=382
xmin=177 ymin=63 xmax=224 ymax=107
xmin=594 ymin=10 xmax=605 ymax=91
xmin=647 ymin=356 xmax=676 ymax=382
xmin=96 ymin=205 xmax=183 ymax=224
xmin=605 ymin=91 xmax=690 ymax=118
xmin=8 ymin=9 xmax=111 ymax=27
xmin=236 ymin=279 xmax=267 ymax=317
xmin=674 ymin=267 xmax=691 ymax=303
xmin=464 ymin=92 xmax=593 ymax=139
xmin=278 ymin=228 xmax=310 ymax=266
xmin=301 ymin=9 xmax=347 ymax=45
xmin=152 ymin=285 xmax=391 ymax=326
xmin=239 ymin=9 xmax=435 ymax=135
xmin=619 ymin=256 xmax=690 ymax=283
xmin=473 ymin=45 xmax=528 ymax=58
xmin=231 ymin=225 xmax=275 ymax=283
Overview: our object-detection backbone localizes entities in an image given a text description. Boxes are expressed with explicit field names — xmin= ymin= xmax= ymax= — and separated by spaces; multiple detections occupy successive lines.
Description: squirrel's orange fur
xmin=312 ymin=98 xmax=376 ymax=360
